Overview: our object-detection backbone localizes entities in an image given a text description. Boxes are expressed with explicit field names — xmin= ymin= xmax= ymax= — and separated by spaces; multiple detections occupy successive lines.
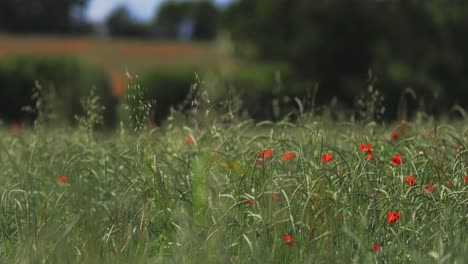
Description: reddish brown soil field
xmin=0 ymin=35 xmax=232 ymax=96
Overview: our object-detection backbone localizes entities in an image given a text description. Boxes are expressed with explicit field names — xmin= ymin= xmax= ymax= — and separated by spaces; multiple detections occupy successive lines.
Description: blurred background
xmin=1 ymin=0 xmax=467 ymax=128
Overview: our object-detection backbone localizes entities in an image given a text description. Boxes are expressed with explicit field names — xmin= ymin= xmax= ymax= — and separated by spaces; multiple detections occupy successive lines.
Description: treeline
xmin=0 ymin=0 xmax=91 ymax=34
xmin=1 ymin=0 xmax=467 ymax=121
xmin=224 ymin=0 xmax=468 ymax=116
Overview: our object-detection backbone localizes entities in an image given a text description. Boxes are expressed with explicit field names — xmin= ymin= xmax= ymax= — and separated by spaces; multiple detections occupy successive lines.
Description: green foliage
xmin=0 ymin=56 xmax=116 ymax=127
xmin=223 ymin=0 xmax=468 ymax=118
xmin=0 ymin=0 xmax=90 ymax=34
xmin=106 ymin=5 xmax=150 ymax=37
xmin=154 ymin=0 xmax=218 ymax=40
xmin=124 ymin=64 xmax=298 ymax=123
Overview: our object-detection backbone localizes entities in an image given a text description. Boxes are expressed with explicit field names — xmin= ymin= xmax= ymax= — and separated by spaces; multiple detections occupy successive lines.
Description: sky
xmin=85 ymin=0 xmax=232 ymax=22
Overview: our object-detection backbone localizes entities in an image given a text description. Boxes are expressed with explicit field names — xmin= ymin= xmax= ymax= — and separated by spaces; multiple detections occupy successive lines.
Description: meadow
xmin=0 ymin=83 xmax=466 ymax=264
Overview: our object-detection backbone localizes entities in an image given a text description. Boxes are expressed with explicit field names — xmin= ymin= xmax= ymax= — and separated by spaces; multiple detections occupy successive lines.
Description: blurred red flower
xmin=281 ymin=235 xmax=294 ymax=247
xmin=258 ymin=149 xmax=272 ymax=159
xmin=12 ymin=122 xmax=21 ymax=133
xmin=359 ymin=144 xmax=373 ymax=152
xmin=372 ymin=244 xmax=381 ymax=251
xmin=57 ymin=176 xmax=68 ymax=184
xmin=403 ymin=174 xmax=415 ymax=187
xmin=255 ymin=148 xmax=273 ymax=165
xmin=391 ymin=155 xmax=402 ymax=166
xmin=386 ymin=211 xmax=400 ymax=224
xmin=245 ymin=199 xmax=255 ymax=206
xmin=391 ymin=131 xmax=399 ymax=141
xmin=464 ymin=175 xmax=468 ymax=186
xmin=281 ymin=150 xmax=296 ymax=161
xmin=360 ymin=144 xmax=374 ymax=160
xmin=446 ymin=181 xmax=451 ymax=188
xmin=186 ymin=136 xmax=194 ymax=144
xmin=224 ymin=162 xmax=238 ymax=171
xmin=423 ymin=183 xmax=436 ymax=194
xmin=321 ymin=152 xmax=333 ymax=162
xmin=272 ymin=193 xmax=281 ymax=202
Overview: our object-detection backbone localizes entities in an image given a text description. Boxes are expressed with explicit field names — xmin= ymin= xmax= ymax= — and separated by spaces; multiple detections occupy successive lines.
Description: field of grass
xmin=0 ymin=90 xmax=466 ymax=263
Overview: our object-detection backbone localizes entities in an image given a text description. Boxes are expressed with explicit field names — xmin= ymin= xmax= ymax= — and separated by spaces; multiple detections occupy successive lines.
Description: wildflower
xmin=372 ymin=244 xmax=381 ymax=251
xmin=359 ymin=144 xmax=373 ymax=152
xmin=258 ymin=149 xmax=272 ymax=159
xmin=57 ymin=176 xmax=69 ymax=184
xmin=386 ymin=211 xmax=400 ymax=224
xmin=272 ymin=193 xmax=281 ymax=202
xmin=403 ymin=174 xmax=415 ymax=187
xmin=337 ymin=167 xmax=345 ymax=174
xmin=185 ymin=136 xmax=194 ymax=144
xmin=281 ymin=235 xmax=294 ymax=247
xmin=337 ymin=214 xmax=344 ymax=222
xmin=281 ymin=150 xmax=296 ymax=161
xmin=446 ymin=181 xmax=451 ymax=188
xmin=255 ymin=148 xmax=273 ymax=165
xmin=360 ymin=144 xmax=374 ymax=160
xmin=245 ymin=199 xmax=255 ymax=206
xmin=423 ymin=183 xmax=436 ymax=194
xmin=224 ymin=162 xmax=238 ymax=171
xmin=464 ymin=175 xmax=468 ymax=186
xmin=321 ymin=152 xmax=333 ymax=162
xmin=12 ymin=122 xmax=21 ymax=133
xmin=391 ymin=131 xmax=399 ymax=141
xmin=391 ymin=154 xmax=402 ymax=166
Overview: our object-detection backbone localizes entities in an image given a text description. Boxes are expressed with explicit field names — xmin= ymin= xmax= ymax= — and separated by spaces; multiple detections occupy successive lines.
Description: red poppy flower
xmin=186 ymin=136 xmax=194 ymax=144
xmin=281 ymin=235 xmax=294 ymax=247
xmin=372 ymin=244 xmax=381 ymax=251
xmin=281 ymin=151 xmax=296 ymax=161
xmin=386 ymin=211 xmax=400 ymax=224
xmin=359 ymin=144 xmax=374 ymax=160
xmin=57 ymin=175 xmax=69 ymax=184
xmin=464 ymin=175 xmax=468 ymax=186
xmin=321 ymin=152 xmax=333 ymax=162
xmin=258 ymin=149 xmax=272 ymax=159
xmin=224 ymin=162 xmax=238 ymax=171
xmin=255 ymin=148 xmax=273 ymax=165
xmin=423 ymin=183 xmax=436 ymax=194
xmin=245 ymin=199 xmax=255 ymax=206
xmin=391 ymin=131 xmax=399 ymax=141
xmin=360 ymin=144 xmax=373 ymax=152
xmin=391 ymin=154 xmax=402 ymax=166
xmin=446 ymin=181 xmax=451 ymax=188
xmin=12 ymin=122 xmax=21 ymax=133
xmin=403 ymin=174 xmax=415 ymax=187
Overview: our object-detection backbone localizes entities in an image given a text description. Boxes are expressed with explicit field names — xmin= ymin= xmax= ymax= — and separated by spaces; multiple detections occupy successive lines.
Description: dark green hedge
xmin=126 ymin=64 xmax=299 ymax=123
xmin=0 ymin=56 xmax=116 ymax=127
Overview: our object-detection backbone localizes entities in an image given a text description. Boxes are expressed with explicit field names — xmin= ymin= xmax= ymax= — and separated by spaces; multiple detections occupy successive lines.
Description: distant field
xmin=0 ymin=35 xmax=232 ymax=96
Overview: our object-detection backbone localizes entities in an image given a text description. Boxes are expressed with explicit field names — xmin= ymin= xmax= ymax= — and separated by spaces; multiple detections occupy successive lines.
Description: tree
xmin=222 ymin=0 xmax=468 ymax=116
xmin=106 ymin=5 xmax=149 ymax=37
xmin=153 ymin=0 xmax=218 ymax=40
xmin=0 ymin=0 xmax=89 ymax=34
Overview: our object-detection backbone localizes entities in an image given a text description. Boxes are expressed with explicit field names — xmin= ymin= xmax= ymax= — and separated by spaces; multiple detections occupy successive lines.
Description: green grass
xmin=0 ymin=113 xmax=466 ymax=263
